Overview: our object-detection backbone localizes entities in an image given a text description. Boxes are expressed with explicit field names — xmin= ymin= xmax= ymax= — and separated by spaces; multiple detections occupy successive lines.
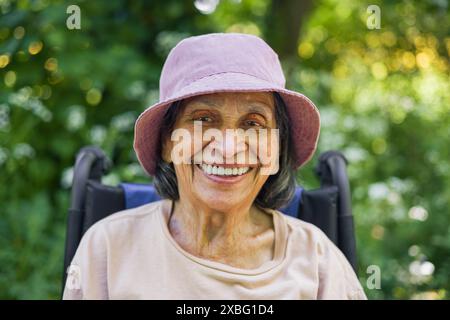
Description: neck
xmin=167 ymin=198 xmax=275 ymax=269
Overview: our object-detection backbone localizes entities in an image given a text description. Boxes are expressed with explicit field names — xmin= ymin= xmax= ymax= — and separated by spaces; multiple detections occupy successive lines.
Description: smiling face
xmin=162 ymin=92 xmax=278 ymax=212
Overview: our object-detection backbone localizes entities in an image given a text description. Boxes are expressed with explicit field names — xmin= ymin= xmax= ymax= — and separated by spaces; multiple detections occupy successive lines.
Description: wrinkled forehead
xmin=181 ymin=91 xmax=275 ymax=111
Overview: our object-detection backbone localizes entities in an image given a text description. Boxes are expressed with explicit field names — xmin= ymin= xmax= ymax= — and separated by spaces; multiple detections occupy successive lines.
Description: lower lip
xmin=196 ymin=165 xmax=252 ymax=185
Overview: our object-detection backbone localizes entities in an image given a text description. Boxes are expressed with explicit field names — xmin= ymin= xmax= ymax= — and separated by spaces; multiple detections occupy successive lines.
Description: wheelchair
xmin=62 ymin=146 xmax=357 ymax=293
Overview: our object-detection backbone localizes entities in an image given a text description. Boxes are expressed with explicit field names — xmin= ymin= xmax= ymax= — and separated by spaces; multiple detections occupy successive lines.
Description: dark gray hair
xmin=153 ymin=92 xmax=296 ymax=210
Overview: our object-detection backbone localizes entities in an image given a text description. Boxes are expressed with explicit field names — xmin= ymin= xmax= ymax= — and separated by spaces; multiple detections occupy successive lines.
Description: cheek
xmin=166 ymin=127 xmax=206 ymax=165
xmin=245 ymin=130 xmax=279 ymax=175
xmin=174 ymin=164 xmax=194 ymax=192
xmin=251 ymin=170 xmax=270 ymax=193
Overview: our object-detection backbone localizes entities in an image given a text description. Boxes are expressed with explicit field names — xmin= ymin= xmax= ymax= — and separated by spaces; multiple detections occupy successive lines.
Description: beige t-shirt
xmin=63 ymin=199 xmax=367 ymax=300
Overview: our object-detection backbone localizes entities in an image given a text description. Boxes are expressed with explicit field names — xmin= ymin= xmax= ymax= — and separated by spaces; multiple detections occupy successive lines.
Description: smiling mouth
xmin=196 ymin=163 xmax=253 ymax=184
xmin=198 ymin=163 xmax=252 ymax=176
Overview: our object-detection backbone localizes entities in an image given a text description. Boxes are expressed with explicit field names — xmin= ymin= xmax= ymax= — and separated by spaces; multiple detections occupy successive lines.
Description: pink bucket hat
xmin=134 ymin=33 xmax=320 ymax=176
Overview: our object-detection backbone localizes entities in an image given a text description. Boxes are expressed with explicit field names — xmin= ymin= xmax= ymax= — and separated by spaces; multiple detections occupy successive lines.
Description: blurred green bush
xmin=0 ymin=0 xmax=448 ymax=299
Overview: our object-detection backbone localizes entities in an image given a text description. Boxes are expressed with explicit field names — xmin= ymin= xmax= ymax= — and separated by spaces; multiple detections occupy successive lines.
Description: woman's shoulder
xmin=82 ymin=200 xmax=167 ymax=242
xmin=277 ymin=211 xmax=367 ymax=299
xmin=63 ymin=200 xmax=168 ymax=299
xmin=280 ymin=212 xmax=348 ymax=260
xmin=274 ymin=210 xmax=352 ymax=273
xmin=99 ymin=199 xmax=164 ymax=223
xmin=278 ymin=211 xmax=330 ymax=245
xmin=69 ymin=200 xmax=167 ymax=270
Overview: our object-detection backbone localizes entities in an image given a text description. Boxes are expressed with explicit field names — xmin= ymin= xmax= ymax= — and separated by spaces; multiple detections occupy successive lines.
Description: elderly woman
xmin=63 ymin=33 xmax=366 ymax=300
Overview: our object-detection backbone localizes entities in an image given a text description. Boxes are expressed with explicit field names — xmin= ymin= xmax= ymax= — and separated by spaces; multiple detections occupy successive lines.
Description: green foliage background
xmin=0 ymin=0 xmax=448 ymax=299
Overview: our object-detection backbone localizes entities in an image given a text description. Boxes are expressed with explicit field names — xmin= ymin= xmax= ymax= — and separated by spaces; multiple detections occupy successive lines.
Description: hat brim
xmin=134 ymin=72 xmax=320 ymax=176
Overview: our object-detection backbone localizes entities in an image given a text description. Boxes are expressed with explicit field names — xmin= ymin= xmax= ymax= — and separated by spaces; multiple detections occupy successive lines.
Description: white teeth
xmin=199 ymin=164 xmax=250 ymax=176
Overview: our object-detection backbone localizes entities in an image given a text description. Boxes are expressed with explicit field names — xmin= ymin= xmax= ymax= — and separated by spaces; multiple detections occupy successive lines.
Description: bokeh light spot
xmin=86 ymin=88 xmax=102 ymax=106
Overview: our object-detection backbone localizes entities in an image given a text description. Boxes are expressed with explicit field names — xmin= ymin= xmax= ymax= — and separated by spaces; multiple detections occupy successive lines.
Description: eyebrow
xmin=245 ymin=103 xmax=272 ymax=118
xmin=185 ymin=97 xmax=274 ymax=118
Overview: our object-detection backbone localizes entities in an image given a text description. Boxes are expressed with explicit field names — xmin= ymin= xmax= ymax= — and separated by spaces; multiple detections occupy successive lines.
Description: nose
xmin=211 ymin=129 xmax=247 ymax=162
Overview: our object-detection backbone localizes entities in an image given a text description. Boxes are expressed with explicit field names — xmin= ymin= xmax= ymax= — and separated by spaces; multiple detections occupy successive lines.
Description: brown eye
xmin=194 ymin=116 xmax=213 ymax=122
xmin=190 ymin=110 xmax=215 ymax=123
xmin=244 ymin=120 xmax=262 ymax=127
xmin=243 ymin=113 xmax=266 ymax=128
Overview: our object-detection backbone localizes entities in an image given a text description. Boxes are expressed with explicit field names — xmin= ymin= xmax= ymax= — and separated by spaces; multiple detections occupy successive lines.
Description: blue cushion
xmin=279 ymin=187 xmax=303 ymax=218
xmin=119 ymin=183 xmax=302 ymax=218
xmin=119 ymin=183 xmax=161 ymax=209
